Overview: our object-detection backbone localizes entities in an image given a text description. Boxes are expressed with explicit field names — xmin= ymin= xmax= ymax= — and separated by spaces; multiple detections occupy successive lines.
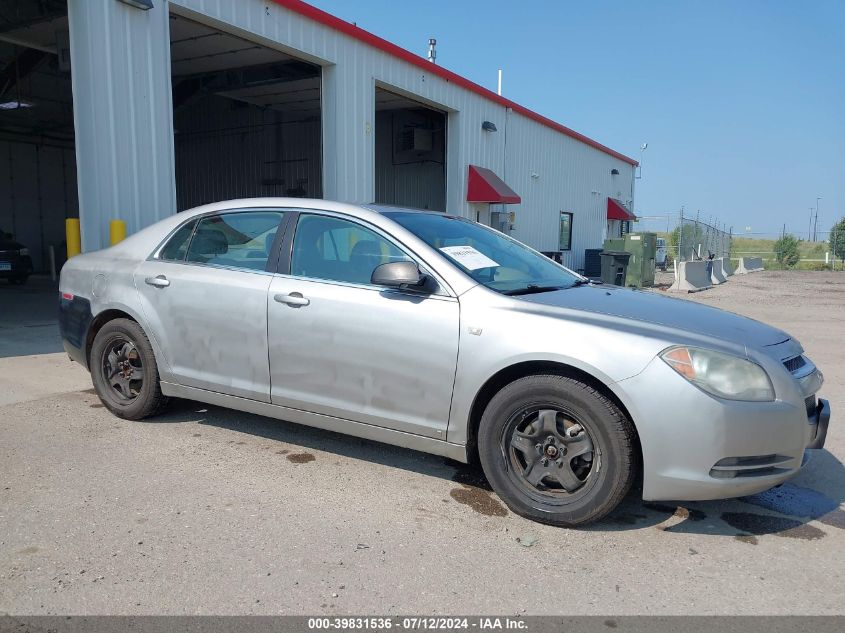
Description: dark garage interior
xmin=0 ymin=0 xmax=75 ymax=275
xmin=374 ymin=86 xmax=446 ymax=212
xmin=170 ymin=12 xmax=322 ymax=211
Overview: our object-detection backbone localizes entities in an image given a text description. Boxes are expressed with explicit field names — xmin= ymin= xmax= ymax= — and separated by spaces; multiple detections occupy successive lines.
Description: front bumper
xmin=618 ymin=359 xmax=831 ymax=501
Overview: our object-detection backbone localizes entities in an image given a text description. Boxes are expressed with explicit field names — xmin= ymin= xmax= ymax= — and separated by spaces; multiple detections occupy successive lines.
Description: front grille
xmin=806 ymin=395 xmax=817 ymax=417
xmin=783 ymin=355 xmax=806 ymax=373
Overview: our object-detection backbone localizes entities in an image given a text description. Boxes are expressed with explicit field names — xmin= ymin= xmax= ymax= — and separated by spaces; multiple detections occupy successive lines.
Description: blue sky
xmin=309 ymin=0 xmax=844 ymax=238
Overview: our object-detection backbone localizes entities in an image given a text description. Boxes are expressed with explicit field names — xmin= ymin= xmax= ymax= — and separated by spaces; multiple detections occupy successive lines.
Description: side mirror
xmin=371 ymin=261 xmax=428 ymax=290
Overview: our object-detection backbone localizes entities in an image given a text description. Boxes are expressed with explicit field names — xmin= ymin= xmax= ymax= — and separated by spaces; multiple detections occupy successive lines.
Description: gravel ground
xmin=1 ymin=271 xmax=844 ymax=615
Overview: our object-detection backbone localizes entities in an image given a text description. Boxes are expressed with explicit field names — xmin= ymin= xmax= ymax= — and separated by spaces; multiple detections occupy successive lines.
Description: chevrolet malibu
xmin=58 ymin=199 xmax=830 ymax=526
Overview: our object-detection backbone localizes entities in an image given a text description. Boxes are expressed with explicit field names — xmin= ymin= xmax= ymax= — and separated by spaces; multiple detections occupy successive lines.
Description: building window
xmin=559 ymin=212 xmax=573 ymax=251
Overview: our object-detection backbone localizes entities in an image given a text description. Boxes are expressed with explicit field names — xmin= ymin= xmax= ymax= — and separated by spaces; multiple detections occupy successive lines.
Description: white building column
xmin=321 ymin=63 xmax=374 ymax=204
xmin=67 ymin=0 xmax=176 ymax=252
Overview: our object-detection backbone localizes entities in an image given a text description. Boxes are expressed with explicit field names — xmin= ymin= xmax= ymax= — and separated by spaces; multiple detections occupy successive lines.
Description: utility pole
xmin=814 ymin=197 xmax=821 ymax=242
xmin=809 ymin=208 xmax=814 ymax=241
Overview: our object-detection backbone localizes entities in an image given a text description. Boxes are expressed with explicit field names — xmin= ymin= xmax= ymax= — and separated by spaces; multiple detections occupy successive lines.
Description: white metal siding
xmin=49 ymin=0 xmax=632 ymax=269
xmin=170 ymin=0 xmax=635 ymax=270
xmin=67 ymin=0 xmax=176 ymax=252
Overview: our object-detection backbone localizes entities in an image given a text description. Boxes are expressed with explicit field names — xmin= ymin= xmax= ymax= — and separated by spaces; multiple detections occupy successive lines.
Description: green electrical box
xmin=601 ymin=232 xmax=657 ymax=288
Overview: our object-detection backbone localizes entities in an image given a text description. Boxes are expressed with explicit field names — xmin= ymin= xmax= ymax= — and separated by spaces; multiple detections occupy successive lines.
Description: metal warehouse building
xmin=0 ymin=0 xmax=637 ymax=277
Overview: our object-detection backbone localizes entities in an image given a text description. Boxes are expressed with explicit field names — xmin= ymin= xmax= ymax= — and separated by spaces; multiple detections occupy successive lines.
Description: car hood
xmin=518 ymin=284 xmax=790 ymax=350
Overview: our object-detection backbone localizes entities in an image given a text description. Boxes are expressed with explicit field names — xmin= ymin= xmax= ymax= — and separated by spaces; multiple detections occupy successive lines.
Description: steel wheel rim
xmin=102 ymin=338 xmax=143 ymax=402
xmin=502 ymin=405 xmax=599 ymax=501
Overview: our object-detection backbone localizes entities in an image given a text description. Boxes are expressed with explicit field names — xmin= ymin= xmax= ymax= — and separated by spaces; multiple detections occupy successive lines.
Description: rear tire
xmin=478 ymin=374 xmax=636 ymax=527
xmin=90 ymin=318 xmax=168 ymax=420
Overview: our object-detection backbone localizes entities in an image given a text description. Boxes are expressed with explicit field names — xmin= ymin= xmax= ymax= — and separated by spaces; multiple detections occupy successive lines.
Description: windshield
xmin=386 ymin=212 xmax=581 ymax=295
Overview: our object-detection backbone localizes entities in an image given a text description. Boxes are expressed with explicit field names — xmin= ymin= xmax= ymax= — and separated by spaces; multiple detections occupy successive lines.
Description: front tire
xmin=478 ymin=374 xmax=636 ymax=527
xmin=90 ymin=318 xmax=168 ymax=420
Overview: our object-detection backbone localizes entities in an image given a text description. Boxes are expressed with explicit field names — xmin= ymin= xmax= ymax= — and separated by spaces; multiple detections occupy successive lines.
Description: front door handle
xmin=274 ymin=292 xmax=310 ymax=307
xmin=273 ymin=292 xmax=311 ymax=308
xmin=145 ymin=275 xmax=170 ymax=288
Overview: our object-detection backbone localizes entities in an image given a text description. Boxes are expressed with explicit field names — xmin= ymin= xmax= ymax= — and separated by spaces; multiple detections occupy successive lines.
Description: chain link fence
xmin=672 ymin=210 xmax=732 ymax=263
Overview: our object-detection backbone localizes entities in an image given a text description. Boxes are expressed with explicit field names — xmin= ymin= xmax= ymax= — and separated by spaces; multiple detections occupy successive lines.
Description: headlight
xmin=661 ymin=346 xmax=775 ymax=402
xmin=18 ymin=248 xmax=29 ymax=256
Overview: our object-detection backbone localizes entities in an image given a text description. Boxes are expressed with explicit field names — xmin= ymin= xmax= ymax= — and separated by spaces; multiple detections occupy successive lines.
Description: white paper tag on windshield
xmin=440 ymin=245 xmax=500 ymax=270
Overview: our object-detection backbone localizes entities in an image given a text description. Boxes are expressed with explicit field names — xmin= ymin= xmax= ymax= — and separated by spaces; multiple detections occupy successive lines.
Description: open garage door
xmin=375 ymin=87 xmax=446 ymax=212
xmin=0 ymin=0 xmax=75 ymax=279
xmin=170 ymin=12 xmax=322 ymax=210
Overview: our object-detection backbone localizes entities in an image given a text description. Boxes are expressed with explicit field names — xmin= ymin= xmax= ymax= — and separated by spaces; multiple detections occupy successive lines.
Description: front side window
xmin=387 ymin=211 xmax=580 ymax=295
xmin=559 ymin=212 xmax=573 ymax=251
xmin=185 ymin=211 xmax=284 ymax=271
xmin=291 ymin=214 xmax=411 ymax=285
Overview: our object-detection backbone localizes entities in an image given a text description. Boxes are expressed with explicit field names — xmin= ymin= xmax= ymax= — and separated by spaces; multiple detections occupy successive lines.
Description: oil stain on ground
xmin=741 ymin=483 xmax=844 ymax=530
xmin=450 ymin=467 xmax=508 ymax=517
xmin=721 ymin=512 xmax=826 ymax=541
xmin=287 ymin=452 xmax=315 ymax=464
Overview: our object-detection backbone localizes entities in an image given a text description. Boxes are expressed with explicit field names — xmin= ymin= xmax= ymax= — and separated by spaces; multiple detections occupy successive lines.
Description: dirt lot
xmin=1 ymin=271 xmax=844 ymax=615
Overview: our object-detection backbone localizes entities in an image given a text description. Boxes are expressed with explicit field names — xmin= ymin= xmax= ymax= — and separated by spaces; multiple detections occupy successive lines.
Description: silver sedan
xmin=58 ymin=199 xmax=830 ymax=526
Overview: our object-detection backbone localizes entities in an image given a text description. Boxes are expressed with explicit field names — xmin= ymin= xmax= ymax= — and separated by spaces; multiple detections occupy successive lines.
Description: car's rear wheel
xmin=90 ymin=318 xmax=168 ymax=420
xmin=478 ymin=374 xmax=636 ymax=527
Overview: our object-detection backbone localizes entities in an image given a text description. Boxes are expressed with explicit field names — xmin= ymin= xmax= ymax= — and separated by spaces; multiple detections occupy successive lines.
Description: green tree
xmin=830 ymin=218 xmax=845 ymax=264
xmin=774 ymin=234 xmax=801 ymax=268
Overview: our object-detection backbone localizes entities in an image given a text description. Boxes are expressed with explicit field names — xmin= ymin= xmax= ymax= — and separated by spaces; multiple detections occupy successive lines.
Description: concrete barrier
xmin=721 ymin=257 xmax=735 ymax=277
xmin=710 ymin=258 xmax=727 ymax=285
xmin=735 ymin=257 xmax=764 ymax=274
xmin=670 ymin=260 xmax=713 ymax=292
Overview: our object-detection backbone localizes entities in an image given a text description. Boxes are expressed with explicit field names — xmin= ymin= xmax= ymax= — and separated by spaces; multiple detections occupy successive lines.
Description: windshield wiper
xmin=503 ymin=285 xmax=564 ymax=296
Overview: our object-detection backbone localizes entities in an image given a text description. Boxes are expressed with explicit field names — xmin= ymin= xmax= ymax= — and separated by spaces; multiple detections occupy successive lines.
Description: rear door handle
xmin=274 ymin=292 xmax=310 ymax=307
xmin=145 ymin=275 xmax=170 ymax=288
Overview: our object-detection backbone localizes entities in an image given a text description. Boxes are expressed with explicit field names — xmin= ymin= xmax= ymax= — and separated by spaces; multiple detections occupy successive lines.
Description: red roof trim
xmin=270 ymin=0 xmax=638 ymax=166
xmin=607 ymin=197 xmax=637 ymax=221
xmin=467 ymin=165 xmax=521 ymax=204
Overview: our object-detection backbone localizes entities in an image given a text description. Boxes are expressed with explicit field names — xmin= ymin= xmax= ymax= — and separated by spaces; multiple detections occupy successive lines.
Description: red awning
xmin=466 ymin=165 xmax=521 ymax=204
xmin=607 ymin=197 xmax=637 ymax=221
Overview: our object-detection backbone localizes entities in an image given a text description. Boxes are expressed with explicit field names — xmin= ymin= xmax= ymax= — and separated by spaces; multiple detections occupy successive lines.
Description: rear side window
xmin=185 ymin=211 xmax=284 ymax=271
xmin=158 ymin=219 xmax=197 ymax=261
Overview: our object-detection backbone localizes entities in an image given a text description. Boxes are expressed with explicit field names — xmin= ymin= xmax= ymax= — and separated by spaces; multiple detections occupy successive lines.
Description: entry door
xmin=134 ymin=210 xmax=286 ymax=402
xmin=268 ymin=213 xmax=459 ymax=439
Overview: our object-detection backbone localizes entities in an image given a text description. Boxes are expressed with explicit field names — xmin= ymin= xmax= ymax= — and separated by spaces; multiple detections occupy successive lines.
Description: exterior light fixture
xmin=611 ymin=168 xmax=620 ymax=175
xmin=117 ymin=0 xmax=154 ymax=9
xmin=482 ymin=121 xmax=497 ymax=132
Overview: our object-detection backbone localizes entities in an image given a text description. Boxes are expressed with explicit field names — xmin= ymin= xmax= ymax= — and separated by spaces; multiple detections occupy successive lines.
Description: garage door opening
xmin=170 ymin=13 xmax=322 ymax=211
xmin=375 ymin=87 xmax=446 ymax=212
xmin=0 ymin=0 xmax=75 ymax=278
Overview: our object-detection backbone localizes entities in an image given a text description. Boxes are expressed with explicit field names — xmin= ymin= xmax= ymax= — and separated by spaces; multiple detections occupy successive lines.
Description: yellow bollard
xmin=66 ymin=218 xmax=81 ymax=258
xmin=109 ymin=220 xmax=127 ymax=246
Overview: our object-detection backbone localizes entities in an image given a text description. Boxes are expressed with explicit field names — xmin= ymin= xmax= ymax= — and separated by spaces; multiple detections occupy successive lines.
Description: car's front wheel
xmin=478 ymin=374 xmax=636 ymax=527
xmin=90 ymin=318 xmax=168 ymax=420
